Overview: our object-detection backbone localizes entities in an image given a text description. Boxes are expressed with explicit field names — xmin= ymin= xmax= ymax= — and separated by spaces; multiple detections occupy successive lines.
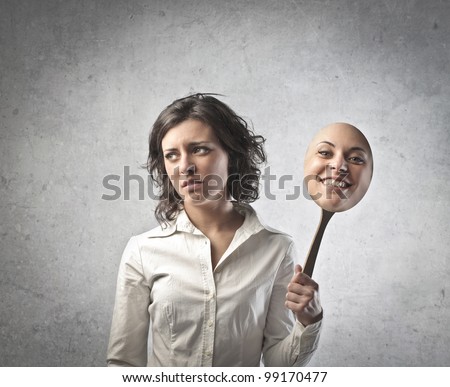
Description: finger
xmin=285 ymin=290 xmax=304 ymax=304
xmin=287 ymin=280 xmax=303 ymax=294
xmin=287 ymin=283 xmax=316 ymax=301
xmin=295 ymin=272 xmax=319 ymax=289
xmin=289 ymin=264 xmax=303 ymax=283
xmin=285 ymin=299 xmax=309 ymax=313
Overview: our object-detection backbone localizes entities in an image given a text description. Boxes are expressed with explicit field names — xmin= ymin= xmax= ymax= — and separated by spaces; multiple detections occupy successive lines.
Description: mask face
xmin=304 ymin=123 xmax=373 ymax=212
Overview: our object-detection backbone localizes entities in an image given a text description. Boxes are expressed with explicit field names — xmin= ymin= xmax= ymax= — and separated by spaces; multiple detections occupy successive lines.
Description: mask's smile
xmin=318 ymin=176 xmax=352 ymax=189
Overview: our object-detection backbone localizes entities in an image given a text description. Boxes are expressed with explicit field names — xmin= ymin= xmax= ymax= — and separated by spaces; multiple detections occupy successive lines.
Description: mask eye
xmin=348 ymin=156 xmax=365 ymax=164
xmin=318 ymin=150 xmax=332 ymax=157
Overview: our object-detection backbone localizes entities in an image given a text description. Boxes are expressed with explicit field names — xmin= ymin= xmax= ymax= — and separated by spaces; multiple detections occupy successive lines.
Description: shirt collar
xmin=146 ymin=202 xmax=284 ymax=239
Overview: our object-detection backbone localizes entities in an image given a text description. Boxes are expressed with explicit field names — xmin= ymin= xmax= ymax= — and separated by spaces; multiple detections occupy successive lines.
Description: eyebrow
xmin=316 ymin=141 xmax=368 ymax=154
xmin=317 ymin=141 xmax=335 ymax=147
xmin=163 ymin=141 xmax=212 ymax=152
xmin=349 ymin=146 xmax=368 ymax=154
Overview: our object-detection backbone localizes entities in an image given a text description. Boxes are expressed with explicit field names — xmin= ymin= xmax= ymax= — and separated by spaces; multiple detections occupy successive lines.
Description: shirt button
xmin=206 ymin=351 xmax=212 ymax=357
xmin=208 ymin=320 xmax=213 ymax=327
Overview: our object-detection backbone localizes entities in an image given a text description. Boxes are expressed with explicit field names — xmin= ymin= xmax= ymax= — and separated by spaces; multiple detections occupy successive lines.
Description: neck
xmin=183 ymin=200 xmax=242 ymax=233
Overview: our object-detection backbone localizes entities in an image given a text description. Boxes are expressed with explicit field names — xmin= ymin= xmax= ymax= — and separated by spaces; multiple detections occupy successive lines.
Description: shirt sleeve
xmin=107 ymin=236 xmax=151 ymax=366
xmin=262 ymin=241 xmax=322 ymax=367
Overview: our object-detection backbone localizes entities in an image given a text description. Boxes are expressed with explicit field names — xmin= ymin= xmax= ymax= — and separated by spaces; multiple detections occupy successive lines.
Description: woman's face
xmin=161 ymin=119 xmax=230 ymax=206
xmin=303 ymin=123 xmax=373 ymax=212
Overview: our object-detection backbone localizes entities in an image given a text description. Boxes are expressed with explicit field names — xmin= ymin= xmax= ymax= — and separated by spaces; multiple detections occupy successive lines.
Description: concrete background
xmin=1 ymin=0 xmax=449 ymax=366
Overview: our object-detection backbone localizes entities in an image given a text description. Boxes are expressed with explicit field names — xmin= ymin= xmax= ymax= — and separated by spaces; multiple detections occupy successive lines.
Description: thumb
xmin=290 ymin=264 xmax=303 ymax=283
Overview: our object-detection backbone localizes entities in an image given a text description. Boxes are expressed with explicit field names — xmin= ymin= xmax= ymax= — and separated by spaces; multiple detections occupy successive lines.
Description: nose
xmin=178 ymin=154 xmax=195 ymax=175
xmin=328 ymin=154 xmax=348 ymax=173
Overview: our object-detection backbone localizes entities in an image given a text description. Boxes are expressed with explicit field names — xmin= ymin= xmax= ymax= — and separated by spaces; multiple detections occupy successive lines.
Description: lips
xmin=181 ymin=179 xmax=203 ymax=188
xmin=318 ymin=176 xmax=352 ymax=189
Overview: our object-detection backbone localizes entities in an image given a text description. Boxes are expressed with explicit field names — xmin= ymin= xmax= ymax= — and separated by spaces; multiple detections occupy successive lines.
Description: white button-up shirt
xmin=107 ymin=204 xmax=321 ymax=367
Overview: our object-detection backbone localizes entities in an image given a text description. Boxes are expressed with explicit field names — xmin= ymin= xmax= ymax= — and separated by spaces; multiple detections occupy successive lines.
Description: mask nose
xmin=328 ymin=155 xmax=348 ymax=173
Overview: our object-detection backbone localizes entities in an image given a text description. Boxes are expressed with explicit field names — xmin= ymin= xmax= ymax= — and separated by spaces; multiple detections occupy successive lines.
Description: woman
xmin=107 ymin=94 xmax=323 ymax=367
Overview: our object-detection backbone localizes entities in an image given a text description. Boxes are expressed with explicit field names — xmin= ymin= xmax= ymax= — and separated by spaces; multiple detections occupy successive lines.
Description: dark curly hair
xmin=147 ymin=93 xmax=266 ymax=225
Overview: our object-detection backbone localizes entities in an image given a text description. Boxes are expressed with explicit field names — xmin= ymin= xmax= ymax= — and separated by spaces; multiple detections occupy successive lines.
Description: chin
xmin=315 ymin=198 xmax=347 ymax=212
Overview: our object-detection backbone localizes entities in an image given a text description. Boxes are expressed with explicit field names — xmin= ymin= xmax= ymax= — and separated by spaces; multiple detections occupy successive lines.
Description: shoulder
xmin=237 ymin=203 xmax=294 ymax=249
xmin=260 ymin=223 xmax=293 ymax=240
xmin=240 ymin=203 xmax=292 ymax=237
xmin=136 ymin=223 xmax=176 ymax=239
xmin=257 ymin=227 xmax=295 ymax=254
xmin=128 ymin=223 xmax=177 ymax=249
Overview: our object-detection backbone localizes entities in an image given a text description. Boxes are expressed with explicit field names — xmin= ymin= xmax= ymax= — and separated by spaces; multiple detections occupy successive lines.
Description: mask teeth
xmin=324 ymin=179 xmax=348 ymax=188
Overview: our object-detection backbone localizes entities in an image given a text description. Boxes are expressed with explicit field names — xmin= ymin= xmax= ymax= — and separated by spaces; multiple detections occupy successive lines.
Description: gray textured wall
xmin=1 ymin=0 xmax=449 ymax=366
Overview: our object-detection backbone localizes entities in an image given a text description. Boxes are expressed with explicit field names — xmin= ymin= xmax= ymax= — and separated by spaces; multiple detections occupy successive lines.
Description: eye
xmin=193 ymin=146 xmax=210 ymax=155
xmin=317 ymin=149 xmax=332 ymax=157
xmin=164 ymin=152 xmax=178 ymax=161
xmin=348 ymin=156 xmax=366 ymax=164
